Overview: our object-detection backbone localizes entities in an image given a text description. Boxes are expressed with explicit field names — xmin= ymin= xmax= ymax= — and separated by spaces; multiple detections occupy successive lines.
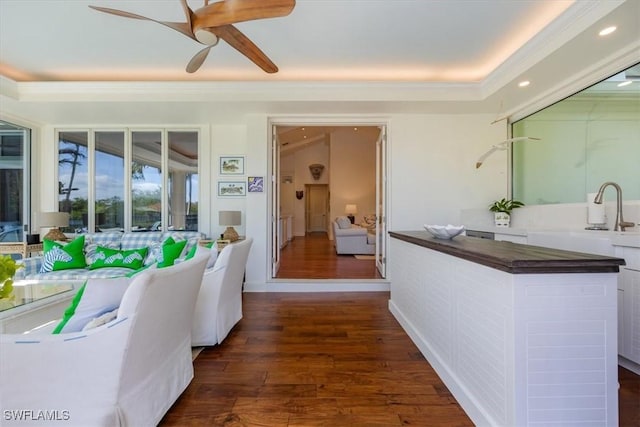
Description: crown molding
xmin=7 ymin=80 xmax=484 ymax=103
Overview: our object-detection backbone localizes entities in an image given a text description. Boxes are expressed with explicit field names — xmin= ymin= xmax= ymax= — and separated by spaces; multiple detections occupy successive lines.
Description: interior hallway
xmin=275 ymin=233 xmax=382 ymax=280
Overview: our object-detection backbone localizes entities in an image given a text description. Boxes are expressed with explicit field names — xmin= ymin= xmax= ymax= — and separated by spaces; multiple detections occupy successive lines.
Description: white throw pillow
xmin=53 ymin=277 xmax=132 ymax=334
xmin=82 ymin=308 xmax=119 ymax=331
xmin=336 ymin=216 xmax=352 ymax=229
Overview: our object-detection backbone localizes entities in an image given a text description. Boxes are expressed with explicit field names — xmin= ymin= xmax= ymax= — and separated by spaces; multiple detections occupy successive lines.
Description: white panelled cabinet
xmin=494 ymin=232 xmax=527 ymax=244
xmin=617 ymin=246 xmax=640 ymax=374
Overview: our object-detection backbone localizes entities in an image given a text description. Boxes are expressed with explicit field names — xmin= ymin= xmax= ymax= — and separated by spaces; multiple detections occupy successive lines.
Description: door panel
xmin=271 ymin=126 xmax=281 ymax=277
xmin=306 ymin=184 xmax=328 ymax=232
xmin=375 ymin=126 xmax=387 ymax=278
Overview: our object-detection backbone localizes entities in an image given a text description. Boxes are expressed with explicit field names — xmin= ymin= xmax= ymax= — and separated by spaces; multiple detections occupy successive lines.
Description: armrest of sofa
xmin=15 ymin=256 xmax=43 ymax=279
xmin=334 ymin=225 xmax=368 ymax=237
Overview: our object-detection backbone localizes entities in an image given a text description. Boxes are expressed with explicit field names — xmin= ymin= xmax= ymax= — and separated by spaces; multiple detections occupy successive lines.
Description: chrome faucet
xmin=593 ymin=182 xmax=635 ymax=232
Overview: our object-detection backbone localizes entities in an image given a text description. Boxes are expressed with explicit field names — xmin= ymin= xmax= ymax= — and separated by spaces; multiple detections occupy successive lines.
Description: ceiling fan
xmin=89 ymin=0 xmax=295 ymax=73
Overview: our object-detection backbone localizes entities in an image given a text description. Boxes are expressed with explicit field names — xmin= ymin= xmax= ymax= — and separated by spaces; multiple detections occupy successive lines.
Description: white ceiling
xmin=0 ymin=0 xmax=638 ymax=124
xmin=1 ymin=0 xmax=578 ymax=82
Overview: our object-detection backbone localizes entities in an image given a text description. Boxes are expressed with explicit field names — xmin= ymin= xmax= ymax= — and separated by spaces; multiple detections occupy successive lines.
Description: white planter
xmin=494 ymin=212 xmax=510 ymax=227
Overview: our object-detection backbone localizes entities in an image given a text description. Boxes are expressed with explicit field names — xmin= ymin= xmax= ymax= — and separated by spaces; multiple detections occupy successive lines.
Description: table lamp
xmin=219 ymin=210 xmax=241 ymax=242
xmin=345 ymin=204 xmax=357 ymax=224
xmin=40 ymin=211 xmax=70 ymax=241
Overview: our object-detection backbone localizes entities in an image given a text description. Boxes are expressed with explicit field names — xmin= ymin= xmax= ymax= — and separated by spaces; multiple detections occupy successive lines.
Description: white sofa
xmin=192 ymin=238 xmax=253 ymax=346
xmin=0 ymin=251 xmax=209 ymax=427
xmin=332 ymin=216 xmax=375 ymax=255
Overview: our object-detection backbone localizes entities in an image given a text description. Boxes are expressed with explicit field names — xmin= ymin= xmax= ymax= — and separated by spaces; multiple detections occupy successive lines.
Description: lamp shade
xmin=345 ymin=204 xmax=358 ymax=215
xmin=219 ymin=211 xmax=241 ymax=226
xmin=39 ymin=212 xmax=70 ymax=227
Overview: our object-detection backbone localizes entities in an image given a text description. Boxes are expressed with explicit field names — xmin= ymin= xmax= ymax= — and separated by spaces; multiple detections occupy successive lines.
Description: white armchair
xmin=0 ymin=251 xmax=209 ymax=427
xmin=191 ymin=238 xmax=253 ymax=346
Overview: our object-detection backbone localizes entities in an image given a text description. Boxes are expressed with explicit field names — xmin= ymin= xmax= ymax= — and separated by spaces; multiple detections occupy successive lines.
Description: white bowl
xmin=424 ymin=224 xmax=465 ymax=240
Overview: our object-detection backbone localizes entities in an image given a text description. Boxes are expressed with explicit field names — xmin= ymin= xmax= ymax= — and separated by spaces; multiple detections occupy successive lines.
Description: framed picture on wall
xmin=248 ymin=176 xmax=264 ymax=193
xmin=218 ymin=181 xmax=246 ymax=197
xmin=219 ymin=156 xmax=245 ymax=175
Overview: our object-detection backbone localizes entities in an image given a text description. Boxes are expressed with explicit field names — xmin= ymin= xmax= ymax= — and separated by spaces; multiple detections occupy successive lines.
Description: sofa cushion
xmin=40 ymin=236 xmax=87 ymax=273
xmin=89 ymin=246 xmax=148 ymax=270
xmin=163 ymin=231 xmax=201 ymax=256
xmin=144 ymin=236 xmax=173 ymax=266
xmin=24 ymin=267 xmax=138 ymax=281
xmin=157 ymin=239 xmax=187 ymax=268
xmin=336 ymin=216 xmax=352 ymax=229
xmin=120 ymin=232 xmax=163 ymax=251
xmin=52 ymin=276 xmax=131 ymax=334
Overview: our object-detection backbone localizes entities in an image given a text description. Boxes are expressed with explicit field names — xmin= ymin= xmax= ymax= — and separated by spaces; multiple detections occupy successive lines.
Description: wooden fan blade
xmin=212 ymin=25 xmax=278 ymax=73
xmin=193 ymin=0 xmax=295 ymax=31
xmin=179 ymin=0 xmax=193 ymax=29
xmin=186 ymin=45 xmax=214 ymax=73
xmin=89 ymin=5 xmax=195 ymax=40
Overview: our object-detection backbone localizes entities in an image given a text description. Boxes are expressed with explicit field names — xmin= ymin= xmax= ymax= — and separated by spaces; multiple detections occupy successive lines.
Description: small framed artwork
xmin=219 ymin=156 xmax=245 ymax=175
xmin=218 ymin=181 xmax=246 ymax=197
xmin=248 ymin=176 xmax=264 ymax=193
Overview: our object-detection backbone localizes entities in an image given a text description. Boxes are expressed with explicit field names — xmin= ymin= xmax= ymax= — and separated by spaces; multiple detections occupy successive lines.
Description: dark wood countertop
xmin=389 ymin=230 xmax=626 ymax=274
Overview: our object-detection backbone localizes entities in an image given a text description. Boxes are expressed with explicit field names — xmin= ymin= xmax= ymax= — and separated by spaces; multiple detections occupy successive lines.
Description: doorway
xmin=270 ymin=121 xmax=388 ymax=281
xmin=305 ymin=184 xmax=328 ymax=233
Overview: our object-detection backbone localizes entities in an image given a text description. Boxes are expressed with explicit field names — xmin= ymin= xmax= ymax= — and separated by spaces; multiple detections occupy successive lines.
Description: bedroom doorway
xmin=305 ymin=184 xmax=328 ymax=233
xmin=270 ymin=121 xmax=387 ymax=280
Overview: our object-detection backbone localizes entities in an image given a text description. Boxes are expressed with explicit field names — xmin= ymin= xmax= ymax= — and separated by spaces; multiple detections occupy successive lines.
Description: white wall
xmin=388 ymin=114 xmax=508 ymax=231
xmin=15 ymin=108 xmax=507 ymax=290
xmin=208 ymin=125 xmax=249 ymax=239
xmin=329 ymin=127 xmax=377 ymax=230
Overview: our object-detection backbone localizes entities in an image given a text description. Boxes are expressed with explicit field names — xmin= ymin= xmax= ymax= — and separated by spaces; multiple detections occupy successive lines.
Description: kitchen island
xmin=389 ymin=231 xmax=625 ymax=427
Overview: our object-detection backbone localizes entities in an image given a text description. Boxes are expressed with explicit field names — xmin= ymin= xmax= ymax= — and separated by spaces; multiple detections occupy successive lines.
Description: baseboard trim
xmin=244 ymin=280 xmax=390 ymax=292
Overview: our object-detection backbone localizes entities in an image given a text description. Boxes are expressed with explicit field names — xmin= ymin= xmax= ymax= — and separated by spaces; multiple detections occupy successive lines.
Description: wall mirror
xmin=512 ymin=62 xmax=640 ymax=205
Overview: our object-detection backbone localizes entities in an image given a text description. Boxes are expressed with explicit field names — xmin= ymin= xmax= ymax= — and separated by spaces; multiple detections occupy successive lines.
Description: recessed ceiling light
xmin=599 ymin=26 xmax=617 ymax=36
xmin=518 ymin=81 xmax=530 ymax=88
xmin=354 ymin=127 xmax=358 ymax=131
xmin=618 ymin=80 xmax=632 ymax=87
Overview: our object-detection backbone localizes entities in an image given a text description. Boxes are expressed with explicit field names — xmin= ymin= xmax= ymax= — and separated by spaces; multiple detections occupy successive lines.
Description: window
xmin=0 ymin=121 xmax=30 ymax=244
xmin=57 ymin=129 xmax=199 ymax=233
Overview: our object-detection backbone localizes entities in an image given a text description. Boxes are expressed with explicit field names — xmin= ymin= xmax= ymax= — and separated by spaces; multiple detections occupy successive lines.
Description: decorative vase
xmin=494 ymin=212 xmax=510 ymax=227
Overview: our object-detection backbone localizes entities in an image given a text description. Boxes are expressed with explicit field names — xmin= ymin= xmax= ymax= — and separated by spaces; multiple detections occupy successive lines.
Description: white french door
xmin=375 ymin=126 xmax=387 ymax=278
xmin=271 ymin=125 xmax=281 ymax=277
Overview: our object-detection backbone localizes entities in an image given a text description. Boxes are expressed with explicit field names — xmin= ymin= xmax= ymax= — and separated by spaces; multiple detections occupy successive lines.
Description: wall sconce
xmin=296 ymin=191 xmax=304 ymax=200
xmin=219 ymin=210 xmax=241 ymax=242
xmin=309 ymin=163 xmax=325 ymax=180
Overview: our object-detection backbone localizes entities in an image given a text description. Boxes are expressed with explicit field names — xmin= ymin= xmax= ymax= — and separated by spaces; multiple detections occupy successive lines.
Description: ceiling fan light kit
xmin=90 ymin=0 xmax=295 ymax=73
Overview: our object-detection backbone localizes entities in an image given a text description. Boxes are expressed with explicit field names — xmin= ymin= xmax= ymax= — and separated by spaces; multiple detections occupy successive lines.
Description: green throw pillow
xmin=157 ymin=239 xmax=187 ymax=268
xmin=89 ymin=246 xmax=148 ymax=270
xmin=40 ymin=235 xmax=87 ymax=273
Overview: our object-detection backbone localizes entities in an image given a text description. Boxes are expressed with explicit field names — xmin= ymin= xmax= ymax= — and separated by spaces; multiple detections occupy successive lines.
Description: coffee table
xmin=0 ymin=280 xmax=81 ymax=333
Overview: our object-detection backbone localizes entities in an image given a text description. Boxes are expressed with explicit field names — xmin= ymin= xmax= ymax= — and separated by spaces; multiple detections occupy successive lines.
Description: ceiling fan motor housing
xmin=194 ymin=28 xmax=219 ymax=46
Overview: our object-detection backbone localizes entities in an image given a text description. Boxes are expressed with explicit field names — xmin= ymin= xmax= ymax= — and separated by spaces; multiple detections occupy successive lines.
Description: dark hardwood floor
xmin=161 ymin=292 xmax=640 ymax=426
xmin=276 ymin=232 xmax=382 ymax=280
xmin=160 ymin=233 xmax=640 ymax=425
xmin=161 ymin=292 xmax=472 ymax=426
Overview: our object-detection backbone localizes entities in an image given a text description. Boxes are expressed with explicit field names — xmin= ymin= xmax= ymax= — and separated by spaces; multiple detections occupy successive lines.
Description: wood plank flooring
xmin=161 ymin=292 xmax=640 ymax=426
xmin=160 ymin=292 xmax=472 ymax=426
xmin=276 ymin=232 xmax=382 ymax=279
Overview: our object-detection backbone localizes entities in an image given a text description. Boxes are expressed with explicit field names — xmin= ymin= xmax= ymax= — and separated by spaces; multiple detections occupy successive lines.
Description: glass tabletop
xmin=0 ymin=281 xmax=76 ymax=313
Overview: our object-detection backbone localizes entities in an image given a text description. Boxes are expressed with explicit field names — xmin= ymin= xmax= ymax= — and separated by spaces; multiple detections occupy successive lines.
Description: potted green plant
xmin=0 ymin=255 xmax=22 ymax=309
xmin=489 ymin=198 xmax=524 ymax=227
